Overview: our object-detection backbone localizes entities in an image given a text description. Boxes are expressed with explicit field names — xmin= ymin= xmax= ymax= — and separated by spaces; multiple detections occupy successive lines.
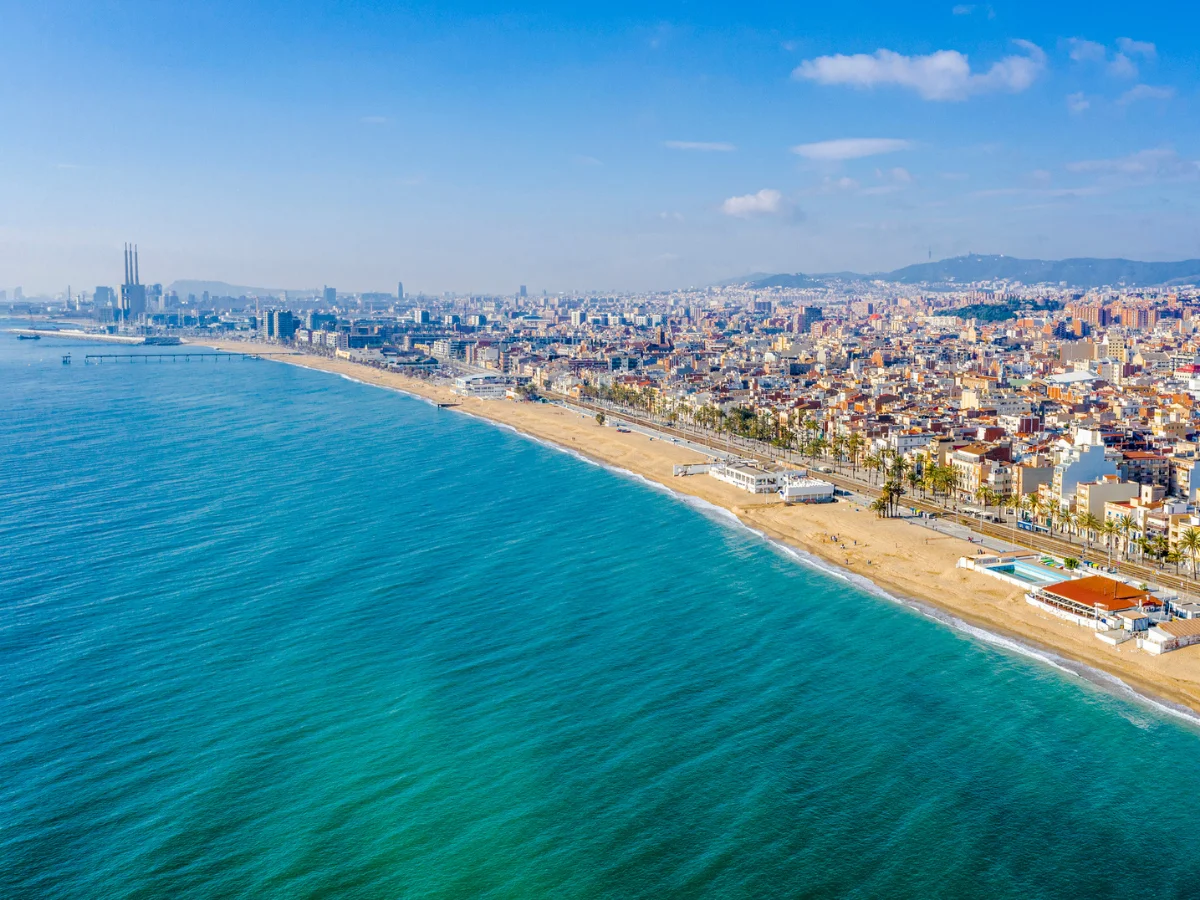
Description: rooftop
xmin=1041 ymin=575 xmax=1150 ymax=613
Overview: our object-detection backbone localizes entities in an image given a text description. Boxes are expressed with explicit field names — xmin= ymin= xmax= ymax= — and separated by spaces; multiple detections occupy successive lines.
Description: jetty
xmin=83 ymin=352 xmax=298 ymax=363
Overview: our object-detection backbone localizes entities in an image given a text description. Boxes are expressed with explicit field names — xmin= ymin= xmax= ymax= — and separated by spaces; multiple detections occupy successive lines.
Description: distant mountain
xmin=709 ymin=272 xmax=774 ymax=288
xmin=747 ymin=273 xmax=825 ymax=289
xmin=740 ymin=254 xmax=1200 ymax=290
xmin=880 ymin=254 xmax=1200 ymax=288
xmin=168 ymin=280 xmax=311 ymax=298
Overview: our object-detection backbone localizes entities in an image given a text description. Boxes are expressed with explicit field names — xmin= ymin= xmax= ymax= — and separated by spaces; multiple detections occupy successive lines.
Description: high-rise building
xmin=397 ymin=281 xmax=404 ymax=301
xmin=413 ymin=308 xmax=430 ymax=324
xmin=519 ymin=285 xmax=527 ymax=298
xmin=323 ymin=286 xmax=337 ymax=306
xmin=272 ymin=310 xmax=297 ymax=341
xmin=118 ymin=244 xmax=147 ymax=320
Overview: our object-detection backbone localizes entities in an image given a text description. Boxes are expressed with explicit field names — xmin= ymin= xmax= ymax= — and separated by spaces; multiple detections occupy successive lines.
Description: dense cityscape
xmin=14 ymin=250 xmax=1200 ymax=656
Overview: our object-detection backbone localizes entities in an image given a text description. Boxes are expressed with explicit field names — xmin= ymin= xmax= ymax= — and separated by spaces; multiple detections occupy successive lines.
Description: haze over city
xmin=3 ymin=0 xmax=1199 ymax=294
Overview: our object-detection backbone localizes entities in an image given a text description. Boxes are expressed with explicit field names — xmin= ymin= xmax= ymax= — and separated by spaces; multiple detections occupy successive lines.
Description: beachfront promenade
xmin=561 ymin=393 xmax=1198 ymax=599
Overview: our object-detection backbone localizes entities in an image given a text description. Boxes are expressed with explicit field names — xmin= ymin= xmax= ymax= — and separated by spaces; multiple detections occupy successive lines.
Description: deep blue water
xmin=3 ymin=332 xmax=1200 ymax=899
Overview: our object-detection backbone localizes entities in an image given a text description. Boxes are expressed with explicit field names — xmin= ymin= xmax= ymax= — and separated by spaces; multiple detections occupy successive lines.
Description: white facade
xmin=779 ymin=478 xmax=835 ymax=504
xmin=709 ymin=464 xmax=779 ymax=494
xmin=454 ymin=374 xmax=511 ymax=399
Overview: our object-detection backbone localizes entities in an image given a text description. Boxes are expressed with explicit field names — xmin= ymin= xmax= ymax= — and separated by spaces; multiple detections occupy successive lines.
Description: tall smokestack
xmin=124 ymin=244 xmax=130 ymax=284
xmin=134 ymin=245 xmax=139 ymax=285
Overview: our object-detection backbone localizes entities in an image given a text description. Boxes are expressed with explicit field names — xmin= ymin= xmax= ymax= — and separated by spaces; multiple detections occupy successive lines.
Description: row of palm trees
xmin=581 ymin=388 xmax=1200 ymax=582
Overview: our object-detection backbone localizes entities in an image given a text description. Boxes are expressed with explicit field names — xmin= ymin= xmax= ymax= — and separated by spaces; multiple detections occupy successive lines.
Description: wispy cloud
xmin=1066 ymin=91 xmax=1090 ymax=113
xmin=1117 ymin=38 xmax=1156 ymax=59
xmin=1067 ymin=148 xmax=1198 ymax=181
xmin=1065 ymin=38 xmax=1106 ymax=64
xmin=951 ymin=4 xmax=994 ymax=17
xmin=663 ymin=140 xmax=736 ymax=152
xmin=572 ymin=154 xmax=604 ymax=166
xmin=792 ymin=40 xmax=1045 ymax=101
xmin=360 ymin=115 xmax=388 ymax=124
xmin=1108 ymin=53 xmax=1138 ymax=78
xmin=1066 ymin=38 xmax=1155 ymax=79
xmin=791 ymin=138 xmax=913 ymax=160
xmin=1117 ymin=84 xmax=1174 ymax=105
xmin=721 ymin=188 xmax=796 ymax=219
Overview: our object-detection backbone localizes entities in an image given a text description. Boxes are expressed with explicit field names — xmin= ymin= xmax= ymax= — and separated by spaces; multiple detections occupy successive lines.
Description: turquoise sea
xmin=4 ymin=331 xmax=1200 ymax=899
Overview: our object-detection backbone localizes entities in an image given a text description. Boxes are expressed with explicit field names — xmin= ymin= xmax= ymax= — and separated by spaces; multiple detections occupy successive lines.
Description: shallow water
xmin=3 ymin=333 xmax=1200 ymax=898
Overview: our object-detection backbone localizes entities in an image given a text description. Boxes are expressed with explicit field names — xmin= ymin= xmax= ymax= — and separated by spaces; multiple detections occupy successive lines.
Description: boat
xmin=18 ymin=334 xmax=40 ymax=340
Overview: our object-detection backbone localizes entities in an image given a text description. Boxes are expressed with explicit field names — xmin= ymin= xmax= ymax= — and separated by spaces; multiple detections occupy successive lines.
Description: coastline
xmin=192 ymin=338 xmax=1200 ymax=721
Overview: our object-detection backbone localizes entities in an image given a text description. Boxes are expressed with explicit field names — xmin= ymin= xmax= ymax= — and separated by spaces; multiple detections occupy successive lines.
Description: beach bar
xmin=1026 ymin=575 xmax=1152 ymax=630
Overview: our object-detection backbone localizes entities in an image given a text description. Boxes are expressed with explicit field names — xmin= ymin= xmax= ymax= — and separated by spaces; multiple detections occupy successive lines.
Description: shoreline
xmin=191 ymin=338 xmax=1200 ymax=723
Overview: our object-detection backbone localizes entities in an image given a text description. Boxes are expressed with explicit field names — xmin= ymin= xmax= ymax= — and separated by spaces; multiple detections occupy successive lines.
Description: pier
xmin=83 ymin=352 xmax=297 ymax=364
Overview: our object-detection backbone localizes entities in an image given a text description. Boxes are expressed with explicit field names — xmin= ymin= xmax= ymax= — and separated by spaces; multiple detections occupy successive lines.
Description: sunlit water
xmin=3 ymin=331 xmax=1200 ymax=898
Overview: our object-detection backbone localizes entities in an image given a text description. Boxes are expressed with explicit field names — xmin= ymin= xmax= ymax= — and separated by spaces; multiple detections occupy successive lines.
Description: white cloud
xmin=791 ymin=138 xmax=913 ymax=160
xmin=952 ymin=4 xmax=994 ymax=16
xmin=722 ymin=189 xmax=791 ymax=218
xmin=360 ymin=115 xmax=388 ymax=124
xmin=1066 ymin=38 xmax=1106 ymax=63
xmin=822 ymin=176 xmax=860 ymax=192
xmin=572 ymin=154 xmax=604 ymax=166
xmin=792 ymin=40 xmax=1045 ymax=101
xmin=1108 ymin=53 xmax=1138 ymax=78
xmin=663 ymin=141 xmax=736 ymax=152
xmin=889 ymin=166 xmax=914 ymax=183
xmin=1117 ymin=38 xmax=1156 ymax=58
xmin=1118 ymin=84 xmax=1175 ymax=105
xmin=1066 ymin=91 xmax=1090 ymax=113
xmin=1067 ymin=148 xmax=1197 ymax=180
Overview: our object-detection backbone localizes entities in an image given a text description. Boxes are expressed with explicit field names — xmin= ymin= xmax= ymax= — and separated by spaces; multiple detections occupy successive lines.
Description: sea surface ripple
xmin=3 ymin=333 xmax=1200 ymax=898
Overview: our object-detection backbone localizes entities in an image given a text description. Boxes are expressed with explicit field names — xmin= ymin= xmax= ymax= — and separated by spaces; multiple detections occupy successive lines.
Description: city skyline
xmin=3 ymin=1 xmax=1199 ymax=294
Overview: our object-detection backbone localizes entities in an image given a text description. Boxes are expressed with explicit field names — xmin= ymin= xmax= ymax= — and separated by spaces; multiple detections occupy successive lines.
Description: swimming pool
xmin=986 ymin=559 xmax=1064 ymax=586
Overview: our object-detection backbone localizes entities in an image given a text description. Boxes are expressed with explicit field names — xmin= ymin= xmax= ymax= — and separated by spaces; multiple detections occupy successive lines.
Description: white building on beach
xmin=454 ymin=374 xmax=511 ymax=399
xmin=709 ymin=463 xmax=780 ymax=494
xmin=779 ymin=477 xmax=835 ymax=504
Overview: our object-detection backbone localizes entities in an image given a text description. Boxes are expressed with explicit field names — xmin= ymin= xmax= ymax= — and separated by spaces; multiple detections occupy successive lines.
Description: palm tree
xmin=1180 ymin=527 xmax=1200 ymax=579
xmin=1060 ymin=510 xmax=1076 ymax=545
xmin=870 ymin=496 xmax=889 ymax=518
xmin=906 ymin=467 xmax=921 ymax=500
xmin=1167 ymin=549 xmax=1184 ymax=577
xmin=1116 ymin=515 xmax=1135 ymax=562
xmin=1102 ymin=520 xmax=1119 ymax=567
xmin=864 ymin=453 xmax=882 ymax=485
xmin=1077 ymin=512 xmax=1102 ymax=554
xmin=847 ymin=433 xmax=865 ymax=476
xmin=1026 ymin=494 xmax=1044 ymax=531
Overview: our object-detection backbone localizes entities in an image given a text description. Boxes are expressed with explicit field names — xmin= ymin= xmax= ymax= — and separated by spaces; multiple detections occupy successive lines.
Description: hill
xmin=736 ymin=254 xmax=1200 ymax=291
xmin=881 ymin=254 xmax=1200 ymax=288
xmin=168 ymin=280 xmax=312 ymax=298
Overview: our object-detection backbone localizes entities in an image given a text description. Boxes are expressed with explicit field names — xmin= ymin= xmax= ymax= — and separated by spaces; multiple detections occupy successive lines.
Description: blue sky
xmin=2 ymin=1 xmax=1198 ymax=294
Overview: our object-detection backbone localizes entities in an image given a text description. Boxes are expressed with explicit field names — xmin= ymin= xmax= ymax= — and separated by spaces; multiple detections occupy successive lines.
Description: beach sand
xmin=195 ymin=340 xmax=1200 ymax=718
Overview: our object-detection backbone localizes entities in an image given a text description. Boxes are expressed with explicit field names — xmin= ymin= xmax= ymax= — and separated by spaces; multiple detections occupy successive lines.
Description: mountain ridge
xmin=743 ymin=254 xmax=1200 ymax=290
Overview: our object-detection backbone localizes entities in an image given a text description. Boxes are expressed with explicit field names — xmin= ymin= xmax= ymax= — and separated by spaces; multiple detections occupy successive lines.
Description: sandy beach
xmin=193 ymin=339 xmax=1200 ymax=718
